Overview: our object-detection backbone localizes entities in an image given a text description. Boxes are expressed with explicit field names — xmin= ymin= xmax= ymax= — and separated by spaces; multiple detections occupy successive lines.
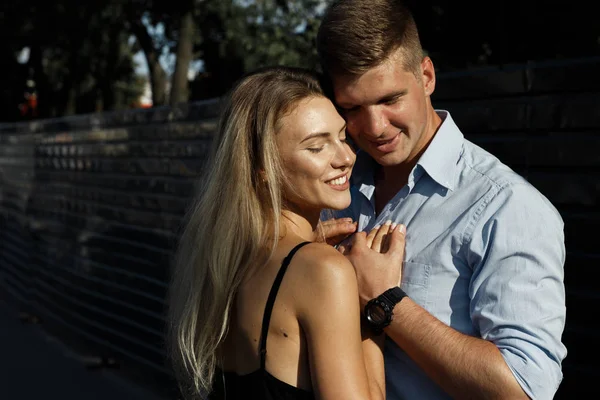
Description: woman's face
xmin=276 ymin=96 xmax=355 ymax=214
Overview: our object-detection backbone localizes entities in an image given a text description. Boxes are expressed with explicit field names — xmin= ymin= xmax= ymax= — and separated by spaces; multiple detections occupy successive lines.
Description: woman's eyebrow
xmin=300 ymin=132 xmax=330 ymax=143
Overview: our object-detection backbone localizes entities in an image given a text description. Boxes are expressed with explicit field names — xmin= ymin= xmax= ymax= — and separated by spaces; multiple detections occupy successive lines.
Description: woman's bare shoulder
xmin=296 ymin=242 xmax=352 ymax=269
xmin=285 ymin=242 xmax=360 ymax=324
xmin=289 ymin=242 xmax=357 ymax=292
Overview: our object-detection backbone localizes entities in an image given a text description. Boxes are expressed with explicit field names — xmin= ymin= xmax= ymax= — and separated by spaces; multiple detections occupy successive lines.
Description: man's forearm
xmin=386 ymin=298 xmax=529 ymax=399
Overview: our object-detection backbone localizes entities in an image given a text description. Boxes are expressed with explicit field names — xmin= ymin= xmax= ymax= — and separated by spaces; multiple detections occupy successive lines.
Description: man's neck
xmin=374 ymin=164 xmax=412 ymax=215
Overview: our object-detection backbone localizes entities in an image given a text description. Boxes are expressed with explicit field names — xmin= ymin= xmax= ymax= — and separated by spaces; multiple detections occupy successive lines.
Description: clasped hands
xmin=320 ymin=218 xmax=406 ymax=309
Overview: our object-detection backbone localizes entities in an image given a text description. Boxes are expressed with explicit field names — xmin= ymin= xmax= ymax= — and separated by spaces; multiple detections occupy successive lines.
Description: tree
xmin=169 ymin=0 xmax=197 ymax=106
xmin=0 ymin=0 xmax=143 ymax=120
xmin=2 ymin=0 xmax=599 ymax=123
xmin=0 ymin=1 xmax=32 ymax=121
xmin=124 ymin=0 xmax=171 ymax=107
xmin=190 ymin=0 xmax=326 ymax=101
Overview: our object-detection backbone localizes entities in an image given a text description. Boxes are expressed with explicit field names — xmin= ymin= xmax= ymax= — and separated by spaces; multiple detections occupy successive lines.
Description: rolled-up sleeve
xmin=467 ymin=183 xmax=567 ymax=400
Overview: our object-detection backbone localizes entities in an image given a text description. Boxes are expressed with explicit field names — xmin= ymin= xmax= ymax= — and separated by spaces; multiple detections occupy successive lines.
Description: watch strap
xmin=381 ymin=287 xmax=407 ymax=306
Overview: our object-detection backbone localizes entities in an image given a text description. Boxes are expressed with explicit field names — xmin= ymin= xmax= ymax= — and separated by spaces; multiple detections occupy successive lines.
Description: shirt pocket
xmin=401 ymin=261 xmax=432 ymax=308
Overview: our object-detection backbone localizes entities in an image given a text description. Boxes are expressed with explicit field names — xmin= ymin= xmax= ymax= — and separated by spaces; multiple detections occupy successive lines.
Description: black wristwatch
xmin=363 ymin=287 xmax=407 ymax=335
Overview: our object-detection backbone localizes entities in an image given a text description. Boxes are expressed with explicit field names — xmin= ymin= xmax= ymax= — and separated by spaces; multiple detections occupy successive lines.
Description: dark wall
xmin=1 ymin=57 xmax=598 ymax=398
xmin=0 ymin=99 xmax=222 ymax=397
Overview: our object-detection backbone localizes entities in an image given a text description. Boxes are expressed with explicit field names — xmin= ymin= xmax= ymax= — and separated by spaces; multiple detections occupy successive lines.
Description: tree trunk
xmin=149 ymin=56 xmax=168 ymax=106
xmin=100 ymin=24 xmax=122 ymax=111
xmin=28 ymin=44 xmax=53 ymax=118
xmin=62 ymin=35 xmax=86 ymax=116
xmin=169 ymin=9 xmax=195 ymax=106
xmin=63 ymin=87 xmax=77 ymax=116
xmin=130 ymin=19 xmax=167 ymax=107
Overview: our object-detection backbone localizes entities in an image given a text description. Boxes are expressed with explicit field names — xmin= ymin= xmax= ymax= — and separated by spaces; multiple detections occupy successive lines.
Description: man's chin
xmin=370 ymin=152 xmax=407 ymax=167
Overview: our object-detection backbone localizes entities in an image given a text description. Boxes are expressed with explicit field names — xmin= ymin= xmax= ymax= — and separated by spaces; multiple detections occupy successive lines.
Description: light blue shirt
xmin=337 ymin=111 xmax=567 ymax=400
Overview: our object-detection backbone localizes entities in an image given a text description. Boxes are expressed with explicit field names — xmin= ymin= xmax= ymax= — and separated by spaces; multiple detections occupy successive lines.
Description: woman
xmin=167 ymin=66 xmax=403 ymax=399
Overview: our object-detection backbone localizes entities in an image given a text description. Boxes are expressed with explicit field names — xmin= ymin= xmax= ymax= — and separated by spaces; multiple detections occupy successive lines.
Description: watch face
xmin=367 ymin=302 xmax=388 ymax=324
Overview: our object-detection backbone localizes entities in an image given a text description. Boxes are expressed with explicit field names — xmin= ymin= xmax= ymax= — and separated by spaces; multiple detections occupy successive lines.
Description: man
xmin=316 ymin=1 xmax=567 ymax=399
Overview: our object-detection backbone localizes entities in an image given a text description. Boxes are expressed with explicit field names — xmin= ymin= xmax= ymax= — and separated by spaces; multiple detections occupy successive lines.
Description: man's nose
xmin=357 ymin=107 xmax=388 ymax=138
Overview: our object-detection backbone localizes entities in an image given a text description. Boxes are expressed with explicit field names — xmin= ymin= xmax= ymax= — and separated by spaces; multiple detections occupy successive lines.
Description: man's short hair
xmin=317 ymin=0 xmax=424 ymax=78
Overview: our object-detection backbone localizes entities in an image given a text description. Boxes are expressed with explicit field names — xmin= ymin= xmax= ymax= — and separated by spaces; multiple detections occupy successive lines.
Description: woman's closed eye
xmin=308 ymin=137 xmax=348 ymax=153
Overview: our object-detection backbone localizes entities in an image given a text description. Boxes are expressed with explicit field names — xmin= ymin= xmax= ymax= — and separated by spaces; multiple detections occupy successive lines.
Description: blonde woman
xmin=168 ymin=66 xmax=405 ymax=400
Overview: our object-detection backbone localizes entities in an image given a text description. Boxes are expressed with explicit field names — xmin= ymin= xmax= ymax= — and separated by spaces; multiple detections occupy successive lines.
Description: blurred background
xmin=0 ymin=0 xmax=598 ymax=399
xmin=2 ymin=0 xmax=599 ymax=120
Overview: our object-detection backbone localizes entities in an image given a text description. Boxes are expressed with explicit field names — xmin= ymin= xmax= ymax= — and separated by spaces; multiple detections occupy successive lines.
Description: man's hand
xmin=318 ymin=217 xmax=357 ymax=246
xmin=340 ymin=221 xmax=406 ymax=308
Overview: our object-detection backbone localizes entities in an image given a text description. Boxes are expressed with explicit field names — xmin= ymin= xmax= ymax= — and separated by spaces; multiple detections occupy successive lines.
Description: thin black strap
xmin=259 ymin=241 xmax=311 ymax=370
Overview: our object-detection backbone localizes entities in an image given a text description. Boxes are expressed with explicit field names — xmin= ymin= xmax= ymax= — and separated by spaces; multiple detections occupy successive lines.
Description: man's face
xmin=332 ymin=50 xmax=436 ymax=168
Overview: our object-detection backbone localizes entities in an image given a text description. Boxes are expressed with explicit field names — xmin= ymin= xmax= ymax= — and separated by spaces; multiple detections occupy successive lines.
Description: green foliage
xmin=231 ymin=0 xmax=324 ymax=71
xmin=0 ymin=0 xmax=144 ymax=121
xmin=2 ymin=0 xmax=599 ymax=122
xmin=189 ymin=0 xmax=326 ymax=100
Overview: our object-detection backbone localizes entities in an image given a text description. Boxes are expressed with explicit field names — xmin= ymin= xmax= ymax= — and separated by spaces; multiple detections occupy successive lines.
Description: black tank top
xmin=210 ymin=241 xmax=315 ymax=400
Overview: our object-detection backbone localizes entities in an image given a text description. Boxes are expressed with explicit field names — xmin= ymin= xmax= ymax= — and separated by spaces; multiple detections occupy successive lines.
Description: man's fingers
xmin=381 ymin=222 xmax=397 ymax=253
xmin=387 ymin=224 xmax=407 ymax=257
xmin=365 ymin=225 xmax=380 ymax=248
xmin=351 ymin=231 xmax=367 ymax=251
xmin=371 ymin=220 xmax=392 ymax=252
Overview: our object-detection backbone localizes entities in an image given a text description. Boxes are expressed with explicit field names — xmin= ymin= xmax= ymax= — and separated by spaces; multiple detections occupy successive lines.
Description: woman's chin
xmin=324 ymin=198 xmax=351 ymax=211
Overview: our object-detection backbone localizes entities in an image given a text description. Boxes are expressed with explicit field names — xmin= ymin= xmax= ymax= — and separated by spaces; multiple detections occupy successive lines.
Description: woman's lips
xmin=326 ymin=174 xmax=350 ymax=191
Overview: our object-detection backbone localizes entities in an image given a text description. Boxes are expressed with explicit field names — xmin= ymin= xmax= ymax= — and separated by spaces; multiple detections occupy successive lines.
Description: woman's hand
xmin=318 ymin=217 xmax=357 ymax=246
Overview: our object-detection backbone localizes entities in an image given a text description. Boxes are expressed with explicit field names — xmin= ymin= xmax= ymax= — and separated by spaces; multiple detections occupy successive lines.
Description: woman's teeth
xmin=328 ymin=175 xmax=347 ymax=186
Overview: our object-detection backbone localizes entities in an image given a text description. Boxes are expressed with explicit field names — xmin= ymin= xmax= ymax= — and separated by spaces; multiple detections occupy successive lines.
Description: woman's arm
xmin=294 ymin=244 xmax=385 ymax=400
xmin=361 ymin=329 xmax=386 ymax=399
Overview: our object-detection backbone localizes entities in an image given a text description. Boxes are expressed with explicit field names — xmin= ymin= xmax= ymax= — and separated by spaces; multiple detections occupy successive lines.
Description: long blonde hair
xmin=168 ymin=66 xmax=325 ymax=398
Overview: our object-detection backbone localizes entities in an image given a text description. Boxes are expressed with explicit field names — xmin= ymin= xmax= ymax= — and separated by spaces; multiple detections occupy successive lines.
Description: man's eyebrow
xmin=337 ymin=91 xmax=407 ymax=109
xmin=377 ymin=90 xmax=407 ymax=103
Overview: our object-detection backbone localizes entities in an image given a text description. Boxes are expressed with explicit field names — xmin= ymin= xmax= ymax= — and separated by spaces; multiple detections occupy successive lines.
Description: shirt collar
xmin=351 ymin=148 xmax=377 ymax=200
xmin=350 ymin=110 xmax=464 ymax=193
xmin=416 ymin=110 xmax=463 ymax=191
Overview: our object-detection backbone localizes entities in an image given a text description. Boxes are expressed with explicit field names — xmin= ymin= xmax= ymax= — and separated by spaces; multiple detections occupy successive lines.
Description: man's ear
xmin=421 ymin=57 xmax=436 ymax=97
